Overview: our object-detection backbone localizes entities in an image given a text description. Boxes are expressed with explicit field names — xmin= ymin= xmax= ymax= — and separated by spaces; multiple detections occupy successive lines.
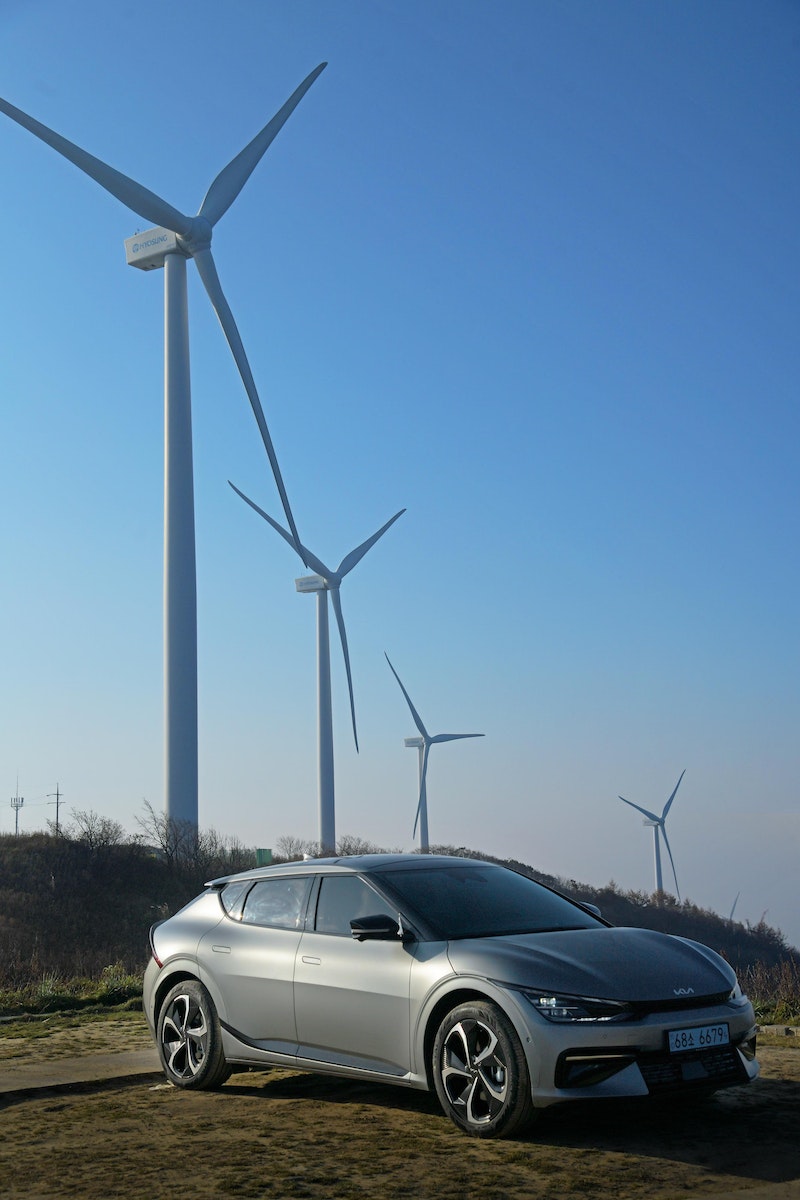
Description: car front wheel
xmin=157 ymin=980 xmax=231 ymax=1089
xmin=432 ymin=1000 xmax=534 ymax=1138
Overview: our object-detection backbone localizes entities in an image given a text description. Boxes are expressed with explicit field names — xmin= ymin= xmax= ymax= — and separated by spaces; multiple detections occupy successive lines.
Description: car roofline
xmin=204 ymin=852 xmax=491 ymax=889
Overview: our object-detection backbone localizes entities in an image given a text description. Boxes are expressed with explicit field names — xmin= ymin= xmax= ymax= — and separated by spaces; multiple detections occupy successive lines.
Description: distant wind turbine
xmin=385 ymin=653 xmax=484 ymax=853
xmin=0 ymin=65 xmax=326 ymax=826
xmin=618 ymin=770 xmax=685 ymax=899
xmin=231 ymin=482 xmax=405 ymax=852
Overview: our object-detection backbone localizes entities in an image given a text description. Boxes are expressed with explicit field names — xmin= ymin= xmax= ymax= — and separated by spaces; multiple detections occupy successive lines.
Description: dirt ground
xmin=1 ymin=1014 xmax=799 ymax=1200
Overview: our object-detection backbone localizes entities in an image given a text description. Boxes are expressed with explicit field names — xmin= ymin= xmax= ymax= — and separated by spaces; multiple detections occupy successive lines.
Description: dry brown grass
xmin=1 ymin=1017 xmax=799 ymax=1200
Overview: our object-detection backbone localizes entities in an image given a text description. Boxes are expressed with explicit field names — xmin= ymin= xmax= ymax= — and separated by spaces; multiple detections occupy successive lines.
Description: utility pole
xmin=48 ymin=783 xmax=63 ymax=834
xmin=11 ymin=781 xmax=24 ymax=836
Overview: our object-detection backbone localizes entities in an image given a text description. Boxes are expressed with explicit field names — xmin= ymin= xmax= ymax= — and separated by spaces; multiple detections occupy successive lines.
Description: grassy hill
xmin=0 ymin=825 xmax=796 ymax=1019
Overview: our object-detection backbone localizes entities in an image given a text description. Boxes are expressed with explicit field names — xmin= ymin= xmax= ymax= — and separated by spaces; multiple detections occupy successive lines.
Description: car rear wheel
xmin=432 ymin=1000 xmax=534 ymax=1138
xmin=157 ymin=980 xmax=231 ymax=1089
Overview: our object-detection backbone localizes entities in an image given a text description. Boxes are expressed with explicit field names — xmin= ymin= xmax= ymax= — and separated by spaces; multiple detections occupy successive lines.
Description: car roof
xmin=206 ymin=852 xmax=490 ymax=888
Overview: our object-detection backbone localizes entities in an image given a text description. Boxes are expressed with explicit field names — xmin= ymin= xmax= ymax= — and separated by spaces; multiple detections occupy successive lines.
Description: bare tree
xmin=66 ymin=809 xmax=125 ymax=852
xmin=275 ymin=835 xmax=317 ymax=861
xmin=136 ymin=800 xmax=194 ymax=871
xmin=136 ymin=801 xmax=256 ymax=879
xmin=336 ymin=834 xmax=384 ymax=857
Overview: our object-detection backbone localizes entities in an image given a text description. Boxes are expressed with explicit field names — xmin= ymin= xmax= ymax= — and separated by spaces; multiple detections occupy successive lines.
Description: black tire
xmin=432 ymin=1000 xmax=535 ymax=1138
xmin=157 ymin=980 xmax=231 ymax=1089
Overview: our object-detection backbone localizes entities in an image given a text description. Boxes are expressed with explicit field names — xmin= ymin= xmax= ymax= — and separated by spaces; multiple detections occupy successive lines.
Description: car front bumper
xmin=511 ymin=996 xmax=759 ymax=1108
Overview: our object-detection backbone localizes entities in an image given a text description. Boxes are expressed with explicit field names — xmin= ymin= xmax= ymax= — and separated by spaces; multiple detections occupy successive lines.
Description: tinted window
xmin=219 ymin=880 xmax=250 ymax=918
xmin=314 ymin=875 xmax=395 ymax=936
xmin=377 ymin=864 xmax=601 ymax=939
xmin=241 ymin=876 xmax=310 ymax=929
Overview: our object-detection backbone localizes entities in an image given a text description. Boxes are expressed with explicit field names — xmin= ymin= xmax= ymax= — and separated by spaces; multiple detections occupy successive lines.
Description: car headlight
xmin=523 ymin=991 xmax=633 ymax=1023
xmin=728 ymin=980 xmax=749 ymax=1007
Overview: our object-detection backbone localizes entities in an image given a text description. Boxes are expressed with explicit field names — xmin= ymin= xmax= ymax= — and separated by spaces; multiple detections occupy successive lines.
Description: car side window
xmin=241 ymin=876 xmax=310 ymax=929
xmin=314 ymin=875 xmax=395 ymax=937
xmin=218 ymin=881 xmax=250 ymax=919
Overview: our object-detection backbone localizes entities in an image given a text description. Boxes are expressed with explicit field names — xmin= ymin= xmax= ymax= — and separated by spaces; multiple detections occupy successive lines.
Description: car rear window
xmin=218 ymin=880 xmax=251 ymax=918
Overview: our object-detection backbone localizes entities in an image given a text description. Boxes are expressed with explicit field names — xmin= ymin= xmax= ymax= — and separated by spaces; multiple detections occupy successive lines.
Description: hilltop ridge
xmin=0 ymin=827 xmax=794 ymax=990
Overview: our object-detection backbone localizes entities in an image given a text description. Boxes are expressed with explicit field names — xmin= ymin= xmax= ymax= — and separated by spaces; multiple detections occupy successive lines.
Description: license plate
xmin=668 ymin=1023 xmax=729 ymax=1054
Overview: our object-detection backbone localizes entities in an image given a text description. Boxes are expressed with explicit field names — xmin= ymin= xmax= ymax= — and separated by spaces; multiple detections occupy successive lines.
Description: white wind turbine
xmin=385 ymin=654 xmax=484 ymax=853
xmin=0 ymin=65 xmax=325 ymax=827
xmin=230 ymin=482 xmax=405 ymax=852
xmin=618 ymin=770 xmax=685 ymax=899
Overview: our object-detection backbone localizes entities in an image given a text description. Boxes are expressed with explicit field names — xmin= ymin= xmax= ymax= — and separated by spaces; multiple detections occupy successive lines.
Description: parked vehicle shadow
xmin=225 ymin=1056 xmax=800 ymax=1188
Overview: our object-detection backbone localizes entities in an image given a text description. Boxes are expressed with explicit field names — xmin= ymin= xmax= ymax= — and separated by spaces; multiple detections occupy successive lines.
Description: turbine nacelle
xmin=125 ymin=227 xmax=186 ymax=270
xmin=295 ymin=574 xmax=328 ymax=594
xmin=125 ymin=214 xmax=217 ymax=270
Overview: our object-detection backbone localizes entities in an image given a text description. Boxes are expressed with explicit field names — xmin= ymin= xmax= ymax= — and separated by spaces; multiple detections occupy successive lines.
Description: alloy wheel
xmin=160 ymin=991 xmax=209 ymax=1080
xmin=440 ymin=1016 xmax=509 ymax=1125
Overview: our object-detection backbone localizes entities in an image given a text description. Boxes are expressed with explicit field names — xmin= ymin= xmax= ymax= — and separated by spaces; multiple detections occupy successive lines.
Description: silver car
xmin=143 ymin=854 xmax=758 ymax=1138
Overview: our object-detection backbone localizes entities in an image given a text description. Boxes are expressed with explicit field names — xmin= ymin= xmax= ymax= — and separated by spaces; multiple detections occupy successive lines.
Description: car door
xmin=197 ymin=874 xmax=311 ymax=1054
xmin=293 ymin=873 xmax=414 ymax=1076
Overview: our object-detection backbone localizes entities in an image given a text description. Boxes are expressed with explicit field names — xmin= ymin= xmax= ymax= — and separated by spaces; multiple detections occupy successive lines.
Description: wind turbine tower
xmin=618 ymin=770 xmax=685 ymax=899
xmin=0 ymin=67 xmax=325 ymax=827
xmin=385 ymin=654 xmax=484 ymax=853
xmin=230 ymin=482 xmax=405 ymax=853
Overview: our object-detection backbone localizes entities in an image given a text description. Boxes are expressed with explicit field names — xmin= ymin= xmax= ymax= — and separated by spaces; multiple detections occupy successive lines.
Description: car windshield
xmin=376 ymin=863 xmax=603 ymax=939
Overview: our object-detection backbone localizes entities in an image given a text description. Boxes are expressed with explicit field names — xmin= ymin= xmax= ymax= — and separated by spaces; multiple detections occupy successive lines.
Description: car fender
xmin=150 ymin=955 xmax=230 ymax=1027
xmin=193 ymin=959 xmax=232 ymax=1025
xmin=412 ymin=970 xmax=543 ymax=1088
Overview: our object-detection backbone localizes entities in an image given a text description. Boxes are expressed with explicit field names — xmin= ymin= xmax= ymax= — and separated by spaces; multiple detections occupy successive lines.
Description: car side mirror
xmin=350 ymin=914 xmax=411 ymax=942
xmin=581 ymin=902 xmax=601 ymax=918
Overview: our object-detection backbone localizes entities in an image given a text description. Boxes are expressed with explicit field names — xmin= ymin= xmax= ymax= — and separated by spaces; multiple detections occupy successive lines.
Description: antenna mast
xmin=11 ymin=779 xmax=24 ymax=835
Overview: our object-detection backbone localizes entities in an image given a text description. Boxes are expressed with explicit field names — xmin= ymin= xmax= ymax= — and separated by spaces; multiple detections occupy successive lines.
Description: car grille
xmin=629 ymin=991 xmax=731 ymax=1016
xmin=638 ymin=1044 xmax=747 ymax=1094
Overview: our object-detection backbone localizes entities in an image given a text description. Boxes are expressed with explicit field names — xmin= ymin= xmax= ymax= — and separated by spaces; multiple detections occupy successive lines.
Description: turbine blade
xmin=0 ymin=95 xmax=193 ymax=236
xmin=198 ymin=63 xmax=327 ymax=226
xmin=228 ymin=482 xmax=329 ymax=576
xmin=229 ymin=480 xmax=298 ymax=552
xmin=336 ymin=510 xmax=406 ymax=577
xmin=662 ymin=769 xmax=686 ymax=819
xmin=384 ymin=653 xmax=429 ymax=740
xmin=660 ymin=826 xmax=681 ymax=901
xmin=193 ymin=247 xmax=306 ymax=563
xmin=413 ymin=742 xmax=431 ymax=838
xmin=329 ymin=587 xmax=358 ymax=753
xmin=619 ymin=796 xmax=659 ymax=822
xmin=431 ymin=733 xmax=484 ymax=743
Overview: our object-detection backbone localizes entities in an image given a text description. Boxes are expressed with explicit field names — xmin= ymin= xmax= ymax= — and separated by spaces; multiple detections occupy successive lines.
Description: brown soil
xmin=0 ymin=1011 xmax=153 ymax=1065
xmin=1 ymin=1016 xmax=799 ymax=1200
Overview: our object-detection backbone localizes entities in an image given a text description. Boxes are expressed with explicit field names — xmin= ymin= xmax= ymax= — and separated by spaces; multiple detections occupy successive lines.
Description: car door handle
xmin=301 ymin=955 xmax=321 ymax=965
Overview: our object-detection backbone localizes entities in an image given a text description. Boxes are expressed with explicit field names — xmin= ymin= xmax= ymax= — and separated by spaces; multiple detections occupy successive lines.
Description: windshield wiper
xmin=531 ymin=925 xmax=593 ymax=934
xmin=448 ymin=924 xmax=593 ymax=940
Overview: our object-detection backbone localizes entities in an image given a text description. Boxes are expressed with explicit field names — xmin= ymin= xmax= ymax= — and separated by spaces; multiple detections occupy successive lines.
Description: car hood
xmin=446 ymin=927 xmax=735 ymax=1002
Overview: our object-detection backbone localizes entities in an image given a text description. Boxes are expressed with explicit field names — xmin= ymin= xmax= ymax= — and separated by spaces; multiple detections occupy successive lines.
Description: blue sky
xmin=1 ymin=1 xmax=798 ymax=947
